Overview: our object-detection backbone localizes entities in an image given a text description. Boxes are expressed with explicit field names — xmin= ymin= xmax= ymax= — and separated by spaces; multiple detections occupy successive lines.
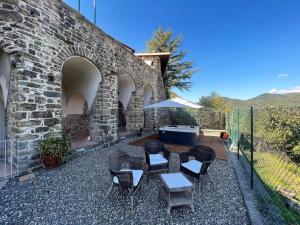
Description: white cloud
xmin=269 ymin=86 xmax=300 ymax=94
xmin=277 ymin=73 xmax=288 ymax=78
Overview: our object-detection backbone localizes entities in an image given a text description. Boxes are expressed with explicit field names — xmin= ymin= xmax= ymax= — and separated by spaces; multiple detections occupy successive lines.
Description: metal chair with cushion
xmin=179 ymin=145 xmax=216 ymax=192
xmin=104 ymin=150 xmax=144 ymax=210
xmin=144 ymin=140 xmax=171 ymax=173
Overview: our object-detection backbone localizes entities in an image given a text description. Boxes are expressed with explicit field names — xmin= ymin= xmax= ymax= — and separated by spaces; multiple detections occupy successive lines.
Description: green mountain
xmin=223 ymin=93 xmax=300 ymax=109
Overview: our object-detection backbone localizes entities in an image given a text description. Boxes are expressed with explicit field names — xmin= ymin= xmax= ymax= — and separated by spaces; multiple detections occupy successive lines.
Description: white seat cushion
xmin=149 ymin=153 xmax=168 ymax=166
xmin=113 ymin=169 xmax=143 ymax=187
xmin=181 ymin=159 xmax=202 ymax=174
xmin=113 ymin=176 xmax=119 ymax=184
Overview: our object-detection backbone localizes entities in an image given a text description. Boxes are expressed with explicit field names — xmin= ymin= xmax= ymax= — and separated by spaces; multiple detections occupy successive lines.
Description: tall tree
xmin=147 ymin=27 xmax=197 ymax=98
xmin=199 ymin=92 xmax=226 ymax=111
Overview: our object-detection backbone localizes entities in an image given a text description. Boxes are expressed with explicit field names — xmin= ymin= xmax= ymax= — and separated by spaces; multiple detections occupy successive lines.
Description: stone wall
xmin=62 ymin=114 xmax=90 ymax=138
xmin=0 ymin=0 xmax=167 ymax=171
xmin=144 ymin=96 xmax=155 ymax=128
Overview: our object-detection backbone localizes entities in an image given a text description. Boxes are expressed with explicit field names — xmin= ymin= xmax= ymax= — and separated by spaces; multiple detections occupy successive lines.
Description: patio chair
xmin=104 ymin=150 xmax=144 ymax=210
xmin=179 ymin=145 xmax=216 ymax=192
xmin=144 ymin=140 xmax=171 ymax=173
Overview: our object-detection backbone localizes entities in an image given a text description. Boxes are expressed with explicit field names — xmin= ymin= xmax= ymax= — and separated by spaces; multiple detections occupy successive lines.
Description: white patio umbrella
xmin=144 ymin=97 xmax=202 ymax=109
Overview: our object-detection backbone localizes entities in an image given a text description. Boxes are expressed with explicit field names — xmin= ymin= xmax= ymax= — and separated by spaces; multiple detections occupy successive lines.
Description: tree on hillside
xmin=147 ymin=27 xmax=197 ymax=98
xmin=199 ymin=92 xmax=227 ymax=111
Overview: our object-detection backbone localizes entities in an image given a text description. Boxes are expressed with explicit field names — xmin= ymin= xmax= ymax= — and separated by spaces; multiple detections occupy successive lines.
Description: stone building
xmin=0 ymin=0 xmax=169 ymax=172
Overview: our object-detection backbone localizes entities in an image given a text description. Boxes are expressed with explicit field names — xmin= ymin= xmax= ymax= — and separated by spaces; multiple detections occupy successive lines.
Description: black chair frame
xmin=144 ymin=140 xmax=171 ymax=173
xmin=104 ymin=150 xmax=144 ymax=210
xmin=179 ymin=145 xmax=216 ymax=192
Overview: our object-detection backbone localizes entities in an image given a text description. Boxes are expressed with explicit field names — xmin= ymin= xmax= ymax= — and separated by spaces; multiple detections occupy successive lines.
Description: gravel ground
xmin=0 ymin=139 xmax=249 ymax=225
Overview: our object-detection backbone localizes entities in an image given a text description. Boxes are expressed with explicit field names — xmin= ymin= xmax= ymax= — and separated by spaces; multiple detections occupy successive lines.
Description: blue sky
xmin=64 ymin=0 xmax=300 ymax=101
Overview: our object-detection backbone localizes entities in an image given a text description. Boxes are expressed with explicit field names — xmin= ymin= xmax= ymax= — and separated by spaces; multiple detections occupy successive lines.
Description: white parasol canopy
xmin=144 ymin=97 xmax=202 ymax=109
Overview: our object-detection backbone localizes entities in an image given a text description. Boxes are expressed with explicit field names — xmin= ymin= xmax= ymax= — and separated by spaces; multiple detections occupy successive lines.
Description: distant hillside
xmin=223 ymin=93 xmax=300 ymax=109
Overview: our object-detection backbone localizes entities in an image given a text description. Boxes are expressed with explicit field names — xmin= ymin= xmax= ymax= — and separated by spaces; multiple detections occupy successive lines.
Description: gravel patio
xmin=0 ymin=138 xmax=249 ymax=225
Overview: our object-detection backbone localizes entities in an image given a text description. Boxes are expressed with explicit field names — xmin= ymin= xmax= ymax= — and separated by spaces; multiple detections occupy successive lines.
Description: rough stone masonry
xmin=0 ymin=0 xmax=168 ymax=171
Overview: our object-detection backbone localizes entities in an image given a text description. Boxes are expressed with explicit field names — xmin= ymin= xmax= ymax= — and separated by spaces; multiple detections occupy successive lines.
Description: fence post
xmin=228 ymin=113 xmax=231 ymax=137
xmin=250 ymin=106 xmax=254 ymax=189
xmin=237 ymin=108 xmax=240 ymax=159
xmin=4 ymin=140 xmax=7 ymax=179
xmin=17 ymin=140 xmax=19 ymax=176
xmin=10 ymin=140 xmax=13 ymax=177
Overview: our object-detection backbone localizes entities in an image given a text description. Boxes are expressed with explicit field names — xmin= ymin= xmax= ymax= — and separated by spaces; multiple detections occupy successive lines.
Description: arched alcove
xmin=118 ymin=74 xmax=135 ymax=110
xmin=118 ymin=101 xmax=126 ymax=132
xmin=64 ymin=93 xmax=87 ymax=115
xmin=61 ymin=56 xmax=101 ymax=148
xmin=118 ymin=74 xmax=136 ymax=131
xmin=62 ymin=56 xmax=101 ymax=109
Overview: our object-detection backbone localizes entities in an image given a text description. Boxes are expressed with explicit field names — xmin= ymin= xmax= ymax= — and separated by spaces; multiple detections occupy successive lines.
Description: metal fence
xmin=227 ymin=107 xmax=300 ymax=225
xmin=0 ymin=139 xmax=21 ymax=181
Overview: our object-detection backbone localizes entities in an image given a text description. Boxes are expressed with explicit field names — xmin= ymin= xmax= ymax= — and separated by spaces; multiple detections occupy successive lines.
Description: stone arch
xmin=118 ymin=74 xmax=136 ymax=131
xmin=62 ymin=56 xmax=102 ymax=109
xmin=57 ymin=46 xmax=104 ymax=77
xmin=61 ymin=55 xmax=102 ymax=146
xmin=118 ymin=74 xmax=136 ymax=110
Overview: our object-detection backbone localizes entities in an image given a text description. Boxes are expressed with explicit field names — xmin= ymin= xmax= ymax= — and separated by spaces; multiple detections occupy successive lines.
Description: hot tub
xmin=159 ymin=125 xmax=199 ymax=146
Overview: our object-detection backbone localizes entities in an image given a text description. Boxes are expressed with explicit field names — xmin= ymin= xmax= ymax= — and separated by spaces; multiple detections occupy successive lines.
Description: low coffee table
xmin=159 ymin=172 xmax=194 ymax=214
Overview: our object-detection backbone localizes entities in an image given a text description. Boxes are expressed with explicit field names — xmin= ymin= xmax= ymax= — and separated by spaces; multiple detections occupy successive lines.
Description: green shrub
xmin=38 ymin=134 xmax=70 ymax=163
xmin=170 ymin=108 xmax=226 ymax=129
xmin=255 ymin=106 xmax=300 ymax=155
xmin=292 ymin=143 xmax=300 ymax=162
xmin=233 ymin=106 xmax=300 ymax=163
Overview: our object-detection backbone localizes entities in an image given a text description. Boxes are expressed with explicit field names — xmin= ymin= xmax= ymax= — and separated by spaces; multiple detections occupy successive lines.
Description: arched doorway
xmin=118 ymin=101 xmax=126 ymax=132
xmin=62 ymin=56 xmax=101 ymax=148
xmin=144 ymin=84 xmax=154 ymax=128
xmin=118 ymin=74 xmax=135 ymax=132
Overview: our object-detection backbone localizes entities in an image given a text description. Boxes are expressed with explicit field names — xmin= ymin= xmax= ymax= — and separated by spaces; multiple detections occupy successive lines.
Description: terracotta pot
xmin=42 ymin=155 xmax=60 ymax=169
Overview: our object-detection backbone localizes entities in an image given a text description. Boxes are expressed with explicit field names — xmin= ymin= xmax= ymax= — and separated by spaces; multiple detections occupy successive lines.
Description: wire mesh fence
xmin=227 ymin=106 xmax=300 ymax=225
xmin=0 ymin=139 xmax=35 ymax=181
xmin=0 ymin=139 xmax=19 ymax=181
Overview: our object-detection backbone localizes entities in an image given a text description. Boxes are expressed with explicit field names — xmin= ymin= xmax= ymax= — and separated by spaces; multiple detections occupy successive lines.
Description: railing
xmin=0 ymin=139 xmax=20 ymax=181
xmin=227 ymin=106 xmax=300 ymax=225
xmin=63 ymin=0 xmax=97 ymax=24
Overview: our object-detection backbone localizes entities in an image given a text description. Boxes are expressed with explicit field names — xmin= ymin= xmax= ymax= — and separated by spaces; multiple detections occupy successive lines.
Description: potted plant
xmin=38 ymin=134 xmax=70 ymax=169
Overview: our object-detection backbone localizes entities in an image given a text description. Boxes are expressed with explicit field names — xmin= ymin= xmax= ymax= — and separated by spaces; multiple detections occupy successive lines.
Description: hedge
xmin=169 ymin=108 xmax=226 ymax=130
